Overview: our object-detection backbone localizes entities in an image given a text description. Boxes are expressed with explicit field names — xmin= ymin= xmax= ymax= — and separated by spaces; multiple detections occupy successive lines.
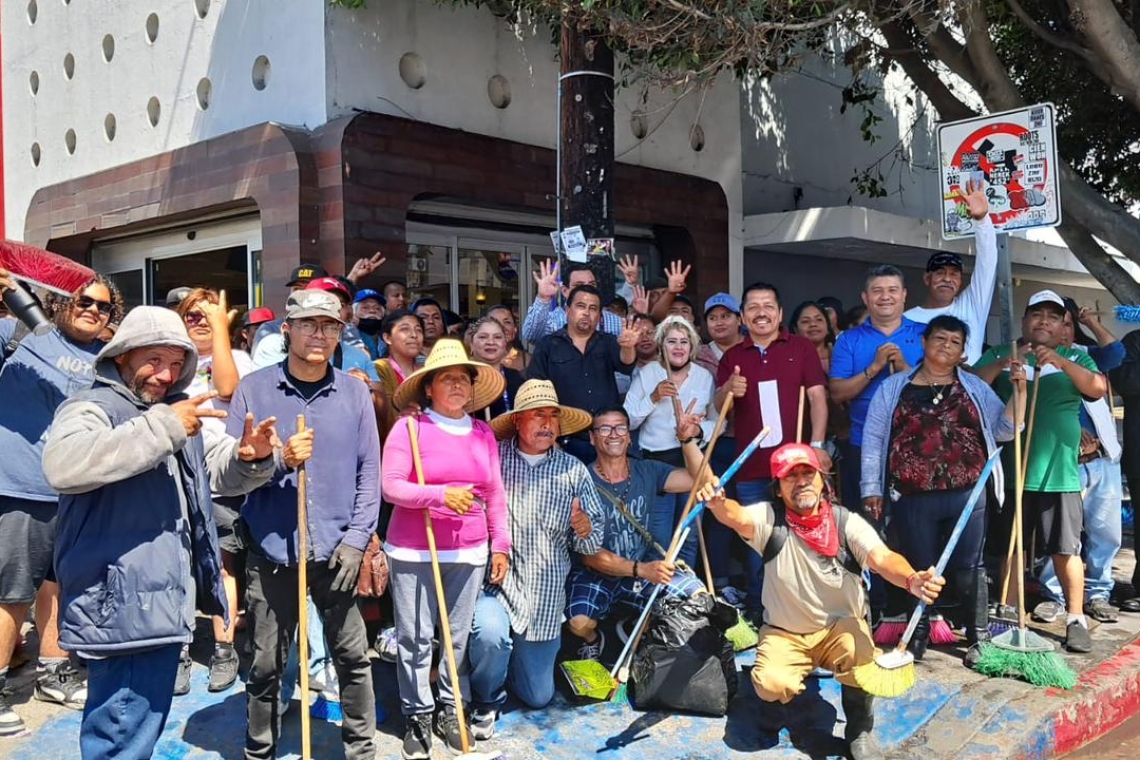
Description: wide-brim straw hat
xmin=393 ymin=338 xmax=506 ymax=413
xmin=489 ymin=379 xmax=593 ymax=440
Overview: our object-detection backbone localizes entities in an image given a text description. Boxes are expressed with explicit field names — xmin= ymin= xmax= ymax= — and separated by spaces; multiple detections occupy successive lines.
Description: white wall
xmin=741 ymin=42 xmax=942 ymax=223
xmin=325 ymin=0 xmax=745 ymax=291
xmin=3 ymin=0 xmax=328 ymax=238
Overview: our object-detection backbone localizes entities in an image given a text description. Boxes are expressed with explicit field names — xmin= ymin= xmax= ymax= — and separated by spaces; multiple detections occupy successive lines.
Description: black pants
xmin=245 ymin=553 xmax=376 ymax=760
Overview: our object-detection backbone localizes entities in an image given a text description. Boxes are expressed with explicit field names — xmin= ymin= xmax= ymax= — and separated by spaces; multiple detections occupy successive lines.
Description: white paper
xmin=560 ymin=226 xmax=588 ymax=263
xmin=757 ymin=379 xmax=784 ymax=448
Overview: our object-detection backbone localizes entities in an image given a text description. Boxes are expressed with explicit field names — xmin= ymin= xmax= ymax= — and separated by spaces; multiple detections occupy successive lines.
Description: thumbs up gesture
xmin=570 ymin=496 xmax=592 ymax=539
xmin=726 ymin=365 xmax=748 ymax=399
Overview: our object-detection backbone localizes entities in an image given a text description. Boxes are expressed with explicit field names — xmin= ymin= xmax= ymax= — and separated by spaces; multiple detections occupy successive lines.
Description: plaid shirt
xmin=493 ymin=440 xmax=605 ymax=641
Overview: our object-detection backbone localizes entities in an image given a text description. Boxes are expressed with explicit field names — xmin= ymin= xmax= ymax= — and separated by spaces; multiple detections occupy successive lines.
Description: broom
xmin=295 ymin=416 xmax=313 ymax=760
xmin=609 ymin=425 xmax=771 ymax=704
xmin=974 ymin=379 xmax=1077 ymax=689
xmin=873 ymin=613 xmax=959 ymax=647
xmin=852 ymin=450 xmax=1001 ymax=697
xmin=990 ymin=352 xmax=1042 ymax=636
xmin=408 ymin=417 xmax=506 ymax=760
xmin=0 ymin=240 xmax=97 ymax=295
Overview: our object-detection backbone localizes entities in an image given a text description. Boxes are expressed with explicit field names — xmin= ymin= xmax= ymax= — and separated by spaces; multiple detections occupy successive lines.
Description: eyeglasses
xmin=184 ymin=311 xmax=207 ymax=326
xmin=291 ymin=320 xmax=343 ymax=338
xmin=75 ymin=296 xmax=113 ymax=315
xmin=593 ymin=424 xmax=629 ymax=437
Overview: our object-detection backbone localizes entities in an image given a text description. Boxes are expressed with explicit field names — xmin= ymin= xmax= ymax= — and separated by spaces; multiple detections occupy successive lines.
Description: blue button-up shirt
xmin=830 ymin=318 xmax=926 ymax=446
xmin=226 ymin=362 xmax=381 ymax=565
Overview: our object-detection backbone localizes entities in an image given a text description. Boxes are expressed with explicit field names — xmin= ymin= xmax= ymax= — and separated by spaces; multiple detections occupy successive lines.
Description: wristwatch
xmin=810 ymin=441 xmax=825 ymax=450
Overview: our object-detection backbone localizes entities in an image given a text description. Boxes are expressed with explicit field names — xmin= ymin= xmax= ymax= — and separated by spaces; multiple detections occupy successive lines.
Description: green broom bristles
xmin=609 ymin=680 xmax=628 ymax=705
xmin=974 ymin=642 xmax=1078 ymax=689
xmin=725 ymin=612 xmax=759 ymax=651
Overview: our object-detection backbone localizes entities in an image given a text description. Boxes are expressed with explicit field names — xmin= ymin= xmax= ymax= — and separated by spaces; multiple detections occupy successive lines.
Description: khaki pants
xmin=752 ymin=617 xmax=877 ymax=704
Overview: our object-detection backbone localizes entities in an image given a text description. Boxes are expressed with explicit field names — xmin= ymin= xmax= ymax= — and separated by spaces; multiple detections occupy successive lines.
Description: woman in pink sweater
xmin=382 ymin=339 xmax=509 ymax=759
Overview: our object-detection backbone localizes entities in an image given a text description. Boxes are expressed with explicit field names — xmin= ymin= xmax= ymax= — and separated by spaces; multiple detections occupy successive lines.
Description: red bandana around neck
xmin=784 ymin=499 xmax=840 ymax=558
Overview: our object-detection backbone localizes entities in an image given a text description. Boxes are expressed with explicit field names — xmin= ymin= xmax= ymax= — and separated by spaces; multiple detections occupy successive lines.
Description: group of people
xmin=0 ymin=176 xmax=1134 ymax=760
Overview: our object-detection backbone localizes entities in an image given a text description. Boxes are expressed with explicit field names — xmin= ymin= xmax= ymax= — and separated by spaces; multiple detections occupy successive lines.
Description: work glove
xmin=329 ymin=543 xmax=365 ymax=594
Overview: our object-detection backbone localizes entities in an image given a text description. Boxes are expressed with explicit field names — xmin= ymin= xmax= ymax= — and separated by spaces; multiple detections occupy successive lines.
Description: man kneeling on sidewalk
xmin=700 ymin=443 xmax=944 ymax=760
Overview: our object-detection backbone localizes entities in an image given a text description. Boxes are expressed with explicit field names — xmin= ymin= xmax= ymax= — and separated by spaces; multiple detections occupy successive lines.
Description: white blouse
xmin=623 ymin=361 xmax=716 ymax=452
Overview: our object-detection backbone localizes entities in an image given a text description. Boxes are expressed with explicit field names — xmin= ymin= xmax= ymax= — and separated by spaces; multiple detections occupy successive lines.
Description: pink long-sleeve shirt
xmin=382 ymin=414 xmax=510 ymax=560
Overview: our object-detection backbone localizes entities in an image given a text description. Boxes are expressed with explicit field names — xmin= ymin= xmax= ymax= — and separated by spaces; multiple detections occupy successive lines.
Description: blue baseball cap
xmin=354 ymin=288 xmax=386 ymax=306
xmin=704 ymin=292 xmax=740 ymax=316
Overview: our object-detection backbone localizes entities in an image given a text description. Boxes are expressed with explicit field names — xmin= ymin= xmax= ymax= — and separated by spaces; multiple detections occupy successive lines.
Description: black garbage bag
xmin=629 ymin=594 xmax=738 ymax=716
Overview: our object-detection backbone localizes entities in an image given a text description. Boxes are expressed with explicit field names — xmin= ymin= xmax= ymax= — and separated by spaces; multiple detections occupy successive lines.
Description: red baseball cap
xmin=305 ymin=277 xmax=351 ymax=303
xmin=242 ymin=306 xmax=275 ymax=327
xmin=770 ymin=443 xmax=823 ymax=479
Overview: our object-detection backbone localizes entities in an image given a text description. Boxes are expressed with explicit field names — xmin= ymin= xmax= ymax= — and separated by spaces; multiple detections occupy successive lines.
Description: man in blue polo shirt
xmin=830 ymin=264 xmax=925 ymax=508
xmin=228 ymin=288 xmax=380 ymax=760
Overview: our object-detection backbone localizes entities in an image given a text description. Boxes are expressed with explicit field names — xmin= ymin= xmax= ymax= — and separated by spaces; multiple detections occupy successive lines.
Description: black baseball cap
xmin=286 ymin=264 xmax=328 ymax=287
xmin=165 ymin=286 xmax=192 ymax=308
xmin=926 ymin=252 xmax=963 ymax=272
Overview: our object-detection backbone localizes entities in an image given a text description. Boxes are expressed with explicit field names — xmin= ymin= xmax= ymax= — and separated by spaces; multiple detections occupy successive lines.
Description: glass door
xmin=457 ymin=240 xmax=525 ymax=319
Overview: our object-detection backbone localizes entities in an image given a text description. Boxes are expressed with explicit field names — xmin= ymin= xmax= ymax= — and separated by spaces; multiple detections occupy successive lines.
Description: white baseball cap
xmin=1026 ymin=289 xmax=1065 ymax=311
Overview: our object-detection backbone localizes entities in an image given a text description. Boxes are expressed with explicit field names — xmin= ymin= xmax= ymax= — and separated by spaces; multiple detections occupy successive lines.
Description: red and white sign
xmin=937 ymin=104 xmax=1060 ymax=240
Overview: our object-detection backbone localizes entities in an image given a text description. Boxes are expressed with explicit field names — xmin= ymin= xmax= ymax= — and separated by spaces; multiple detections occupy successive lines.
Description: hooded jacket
xmin=42 ymin=307 xmax=273 ymax=654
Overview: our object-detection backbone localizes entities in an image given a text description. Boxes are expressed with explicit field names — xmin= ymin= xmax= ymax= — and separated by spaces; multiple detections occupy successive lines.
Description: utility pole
xmin=558 ymin=18 xmax=615 ymax=301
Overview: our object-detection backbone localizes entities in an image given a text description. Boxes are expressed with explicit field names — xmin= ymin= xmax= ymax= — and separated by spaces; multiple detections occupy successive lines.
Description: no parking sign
xmin=937 ymin=104 xmax=1061 ymax=240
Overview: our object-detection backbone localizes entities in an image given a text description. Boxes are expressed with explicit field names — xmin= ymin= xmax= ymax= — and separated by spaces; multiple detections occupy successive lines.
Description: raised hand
xmin=348 ymin=251 xmax=386 ymax=283
xmin=630 ymin=284 xmax=649 ymax=316
xmin=444 ymin=485 xmax=476 ymax=515
xmin=675 ymin=398 xmax=703 ymax=441
xmin=617 ymin=315 xmax=640 ymax=349
xmin=0 ymin=267 xmax=15 ymax=293
xmin=1077 ymin=305 xmax=1100 ymax=328
xmin=282 ymin=427 xmax=315 ymax=469
xmin=617 ymin=254 xmax=641 ymax=286
xmin=570 ymin=497 xmax=592 ymax=538
xmin=665 ymin=260 xmax=691 ymax=294
xmin=963 ymin=178 xmax=989 ymax=220
xmin=532 ymin=259 xmax=560 ymax=302
xmin=237 ymin=413 xmax=281 ymax=461
xmin=170 ymin=391 xmax=227 ymax=437
xmin=198 ymin=290 xmax=234 ymax=331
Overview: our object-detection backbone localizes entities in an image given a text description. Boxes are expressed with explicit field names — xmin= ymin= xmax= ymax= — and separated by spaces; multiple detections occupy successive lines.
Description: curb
xmin=1043 ymin=638 xmax=1140 ymax=757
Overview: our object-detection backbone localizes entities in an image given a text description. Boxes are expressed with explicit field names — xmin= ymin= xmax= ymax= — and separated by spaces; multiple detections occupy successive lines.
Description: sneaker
xmin=470 ymin=708 xmax=497 ymax=741
xmin=963 ymin=642 xmax=985 ymax=670
xmin=0 ymin=686 xmax=27 ymax=737
xmin=34 ymin=661 xmax=87 ymax=709
xmin=1065 ymin=620 xmax=1093 ymax=653
xmin=376 ymin=626 xmax=399 ymax=663
xmin=575 ymin=629 xmax=605 ymax=662
xmin=207 ymin=646 xmax=239 ymax=693
xmin=1032 ymin=600 xmax=1065 ymax=624
xmin=401 ymin=713 xmax=433 ymax=760
xmin=174 ymin=650 xmax=193 ymax=696
xmin=1085 ymin=598 xmax=1119 ymax=624
xmin=433 ymin=706 xmax=464 ymax=754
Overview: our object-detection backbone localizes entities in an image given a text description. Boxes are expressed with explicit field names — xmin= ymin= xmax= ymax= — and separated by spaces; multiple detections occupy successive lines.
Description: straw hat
xmin=489 ymin=379 xmax=593 ymax=440
xmin=393 ymin=338 xmax=506 ymax=413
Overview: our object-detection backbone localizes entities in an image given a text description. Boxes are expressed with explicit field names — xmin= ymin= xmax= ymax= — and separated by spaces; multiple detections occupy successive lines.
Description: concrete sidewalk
xmin=6 ymin=554 xmax=1140 ymax=759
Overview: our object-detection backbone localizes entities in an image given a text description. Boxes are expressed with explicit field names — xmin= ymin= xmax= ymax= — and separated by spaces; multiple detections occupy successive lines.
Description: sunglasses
xmin=75 ymin=296 xmax=113 ymax=316
xmin=184 ymin=311 xmax=208 ymax=326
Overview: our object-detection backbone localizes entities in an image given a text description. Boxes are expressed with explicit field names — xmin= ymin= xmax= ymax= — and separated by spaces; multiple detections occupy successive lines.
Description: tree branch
xmin=1002 ymin=0 xmax=1097 ymax=62
xmin=1056 ymin=223 xmax=1140 ymax=304
xmin=1065 ymin=0 xmax=1140 ymax=116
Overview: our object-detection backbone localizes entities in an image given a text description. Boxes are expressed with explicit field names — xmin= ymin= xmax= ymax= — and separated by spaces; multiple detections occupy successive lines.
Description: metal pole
xmin=995 ymin=233 xmax=1014 ymax=345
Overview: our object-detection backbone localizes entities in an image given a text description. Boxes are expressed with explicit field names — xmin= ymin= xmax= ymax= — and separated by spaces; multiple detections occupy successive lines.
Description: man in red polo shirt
xmin=715 ymin=282 xmax=830 ymax=622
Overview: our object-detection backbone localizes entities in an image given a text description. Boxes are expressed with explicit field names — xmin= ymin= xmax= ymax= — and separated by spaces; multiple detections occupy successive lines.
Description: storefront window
xmin=458 ymin=247 xmax=521 ymax=319
xmin=404 ymin=244 xmax=452 ymax=310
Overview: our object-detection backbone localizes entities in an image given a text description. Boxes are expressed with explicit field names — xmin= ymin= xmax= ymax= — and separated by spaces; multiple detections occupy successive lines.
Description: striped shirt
xmin=493 ymin=440 xmax=605 ymax=641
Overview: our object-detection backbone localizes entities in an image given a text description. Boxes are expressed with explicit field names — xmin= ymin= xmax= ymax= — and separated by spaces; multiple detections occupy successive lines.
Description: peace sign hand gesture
xmin=533 ymin=259 xmax=560 ymax=302
xmin=348 ymin=252 xmax=387 ymax=283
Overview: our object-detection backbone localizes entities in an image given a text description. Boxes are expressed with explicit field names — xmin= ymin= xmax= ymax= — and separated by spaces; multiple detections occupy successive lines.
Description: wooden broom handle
xmin=296 ymin=415 xmax=311 ymax=760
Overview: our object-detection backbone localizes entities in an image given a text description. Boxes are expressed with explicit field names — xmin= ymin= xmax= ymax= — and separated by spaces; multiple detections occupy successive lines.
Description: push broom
xmin=853 ymin=450 xmax=1001 ymax=698
xmin=974 ymin=379 xmax=1077 ymax=689
xmin=990 ymin=349 xmax=1042 ymax=637
xmin=295 ymin=416 xmax=313 ymax=760
xmin=408 ymin=417 xmax=504 ymax=760
xmin=608 ymin=425 xmax=771 ymax=704
xmin=0 ymin=240 xmax=98 ymax=333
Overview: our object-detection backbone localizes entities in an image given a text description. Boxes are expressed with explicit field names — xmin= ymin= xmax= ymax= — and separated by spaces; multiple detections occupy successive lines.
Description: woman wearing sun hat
xmin=381 ymin=338 xmax=510 ymax=759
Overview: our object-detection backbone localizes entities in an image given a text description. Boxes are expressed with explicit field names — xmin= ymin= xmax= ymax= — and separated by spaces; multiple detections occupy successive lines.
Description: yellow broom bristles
xmin=851 ymin=650 xmax=917 ymax=698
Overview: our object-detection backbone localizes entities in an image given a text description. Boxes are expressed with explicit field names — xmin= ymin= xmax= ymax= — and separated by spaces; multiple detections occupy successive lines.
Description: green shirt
xmin=975 ymin=344 xmax=1099 ymax=493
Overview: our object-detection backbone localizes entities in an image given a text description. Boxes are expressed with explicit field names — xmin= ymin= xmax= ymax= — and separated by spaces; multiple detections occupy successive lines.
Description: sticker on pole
xmin=936 ymin=104 xmax=1060 ymax=240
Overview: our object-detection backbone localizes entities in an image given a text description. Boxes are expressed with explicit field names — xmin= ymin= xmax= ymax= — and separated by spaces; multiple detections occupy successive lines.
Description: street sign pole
xmin=995 ymin=234 xmax=1014 ymax=345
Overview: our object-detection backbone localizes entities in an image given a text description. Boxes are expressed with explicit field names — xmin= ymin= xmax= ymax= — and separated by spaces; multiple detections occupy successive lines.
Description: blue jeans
xmin=737 ymin=478 xmax=772 ymax=614
xmin=81 ymin=643 xmax=182 ymax=760
xmin=467 ymin=593 xmax=561 ymax=711
xmin=1041 ymin=457 xmax=1123 ymax=603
